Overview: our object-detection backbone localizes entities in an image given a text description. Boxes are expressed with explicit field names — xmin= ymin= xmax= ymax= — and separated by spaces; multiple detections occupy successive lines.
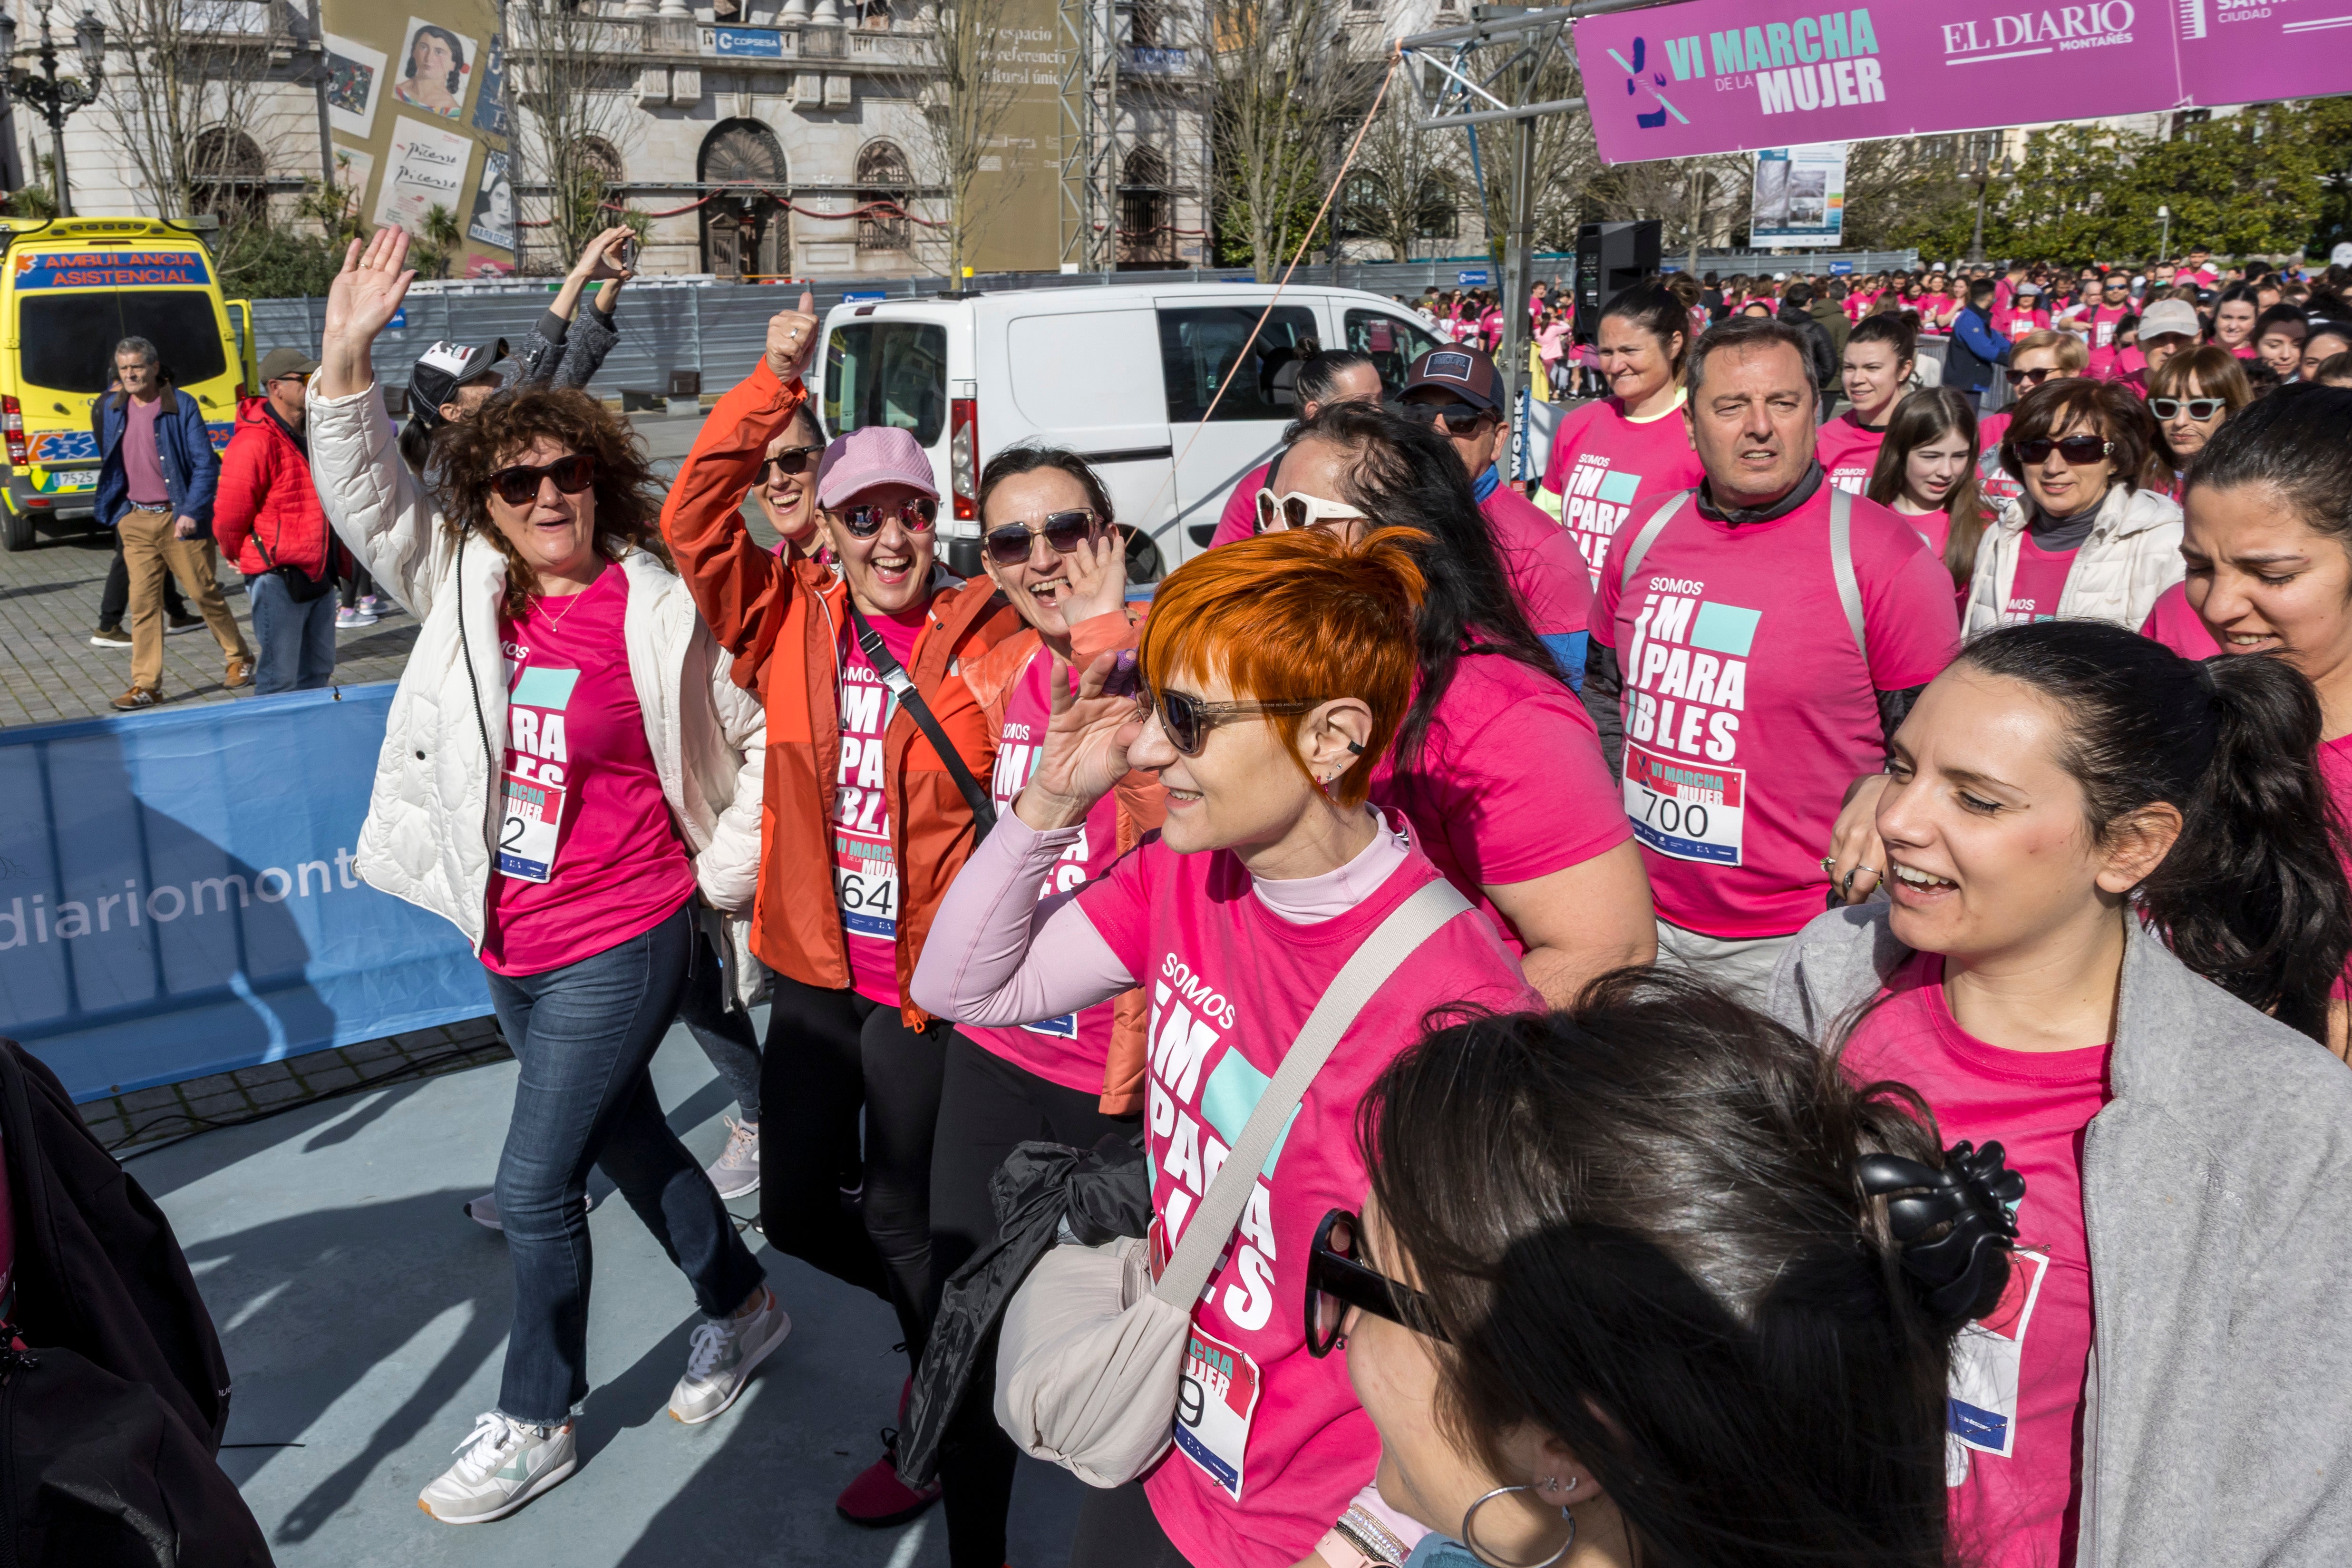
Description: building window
xmin=856 ymin=141 xmax=914 ymax=253
xmin=189 ymin=127 xmax=267 ymax=228
xmin=1119 ymin=146 xmax=1172 ymax=264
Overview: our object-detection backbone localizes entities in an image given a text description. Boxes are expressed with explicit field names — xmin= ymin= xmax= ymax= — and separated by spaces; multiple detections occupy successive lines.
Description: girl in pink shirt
xmin=1866 ymin=386 xmax=1986 ymax=598
xmin=1541 ymin=283 xmax=1705 ymax=586
xmin=1804 ymin=618 xmax=2352 ymax=1568
xmin=912 ymin=528 xmax=1538 ymax=1568
xmin=1819 ymin=316 xmax=1916 ymax=496
xmin=1335 ymin=974 xmax=2010 ymax=1568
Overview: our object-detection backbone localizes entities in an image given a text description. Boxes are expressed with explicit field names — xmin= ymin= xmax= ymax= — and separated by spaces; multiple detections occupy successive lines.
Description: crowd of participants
xmin=276 ymin=221 xmax=2352 ymax=1568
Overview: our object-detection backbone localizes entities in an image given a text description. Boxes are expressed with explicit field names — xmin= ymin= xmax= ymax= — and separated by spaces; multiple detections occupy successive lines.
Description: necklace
xmin=533 ymin=576 xmax=596 ymax=634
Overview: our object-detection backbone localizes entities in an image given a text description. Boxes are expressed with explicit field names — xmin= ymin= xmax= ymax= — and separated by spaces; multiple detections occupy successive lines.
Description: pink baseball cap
xmin=816 ymin=426 xmax=938 ymax=508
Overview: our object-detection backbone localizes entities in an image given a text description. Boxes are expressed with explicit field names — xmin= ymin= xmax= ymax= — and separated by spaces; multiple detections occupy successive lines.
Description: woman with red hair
xmin=913 ymin=527 xmax=1540 ymax=1568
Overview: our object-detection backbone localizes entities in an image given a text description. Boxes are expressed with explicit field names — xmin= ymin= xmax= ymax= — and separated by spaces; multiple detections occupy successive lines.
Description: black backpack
xmin=0 ymin=1041 xmax=269 ymax=1565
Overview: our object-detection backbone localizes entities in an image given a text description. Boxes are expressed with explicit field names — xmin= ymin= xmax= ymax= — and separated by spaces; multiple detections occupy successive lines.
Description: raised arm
xmin=657 ymin=297 xmax=821 ymax=667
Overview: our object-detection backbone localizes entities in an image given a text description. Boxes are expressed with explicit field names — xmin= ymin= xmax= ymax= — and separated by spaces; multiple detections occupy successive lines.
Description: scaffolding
xmin=1058 ymin=0 xmax=1119 ymax=270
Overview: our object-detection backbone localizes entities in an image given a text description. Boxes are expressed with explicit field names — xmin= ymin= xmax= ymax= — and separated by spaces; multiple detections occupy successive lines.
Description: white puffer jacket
xmin=1963 ymin=482 xmax=2185 ymax=637
xmin=308 ymin=384 xmax=768 ymax=1003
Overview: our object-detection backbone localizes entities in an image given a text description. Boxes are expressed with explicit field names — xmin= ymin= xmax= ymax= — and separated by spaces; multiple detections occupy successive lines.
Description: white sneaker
xmin=336 ymin=605 xmax=379 ymax=628
xmin=417 ymin=1412 xmax=576 ymax=1524
xmin=668 ymin=1286 xmax=790 ymax=1425
xmin=704 ymin=1117 xmax=760 ymax=1199
xmin=465 ymin=1190 xmax=595 ymax=1231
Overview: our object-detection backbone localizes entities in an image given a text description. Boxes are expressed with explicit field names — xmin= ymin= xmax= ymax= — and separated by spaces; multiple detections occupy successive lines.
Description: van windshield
xmin=824 ymin=321 xmax=947 ymax=447
xmin=17 ymin=291 xmax=227 ymax=396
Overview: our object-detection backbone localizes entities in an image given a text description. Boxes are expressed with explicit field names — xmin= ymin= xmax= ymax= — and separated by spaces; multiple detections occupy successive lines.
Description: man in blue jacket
xmin=94 ymin=335 xmax=251 ymax=711
xmin=1943 ymin=278 xmax=2013 ymax=410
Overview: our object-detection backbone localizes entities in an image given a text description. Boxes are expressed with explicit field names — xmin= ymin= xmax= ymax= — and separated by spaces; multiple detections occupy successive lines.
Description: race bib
xmin=497 ymin=770 xmax=566 ymax=883
xmin=1946 ymin=1248 xmax=2052 ymax=1483
xmin=1623 ymin=741 xmax=1745 ymax=866
xmin=1174 ymin=1322 xmax=1262 ymax=1501
xmin=833 ymin=838 xmax=899 ymax=938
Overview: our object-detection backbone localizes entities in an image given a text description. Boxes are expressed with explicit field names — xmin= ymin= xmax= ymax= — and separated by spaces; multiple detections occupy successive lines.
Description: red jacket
xmin=214 ymin=398 xmax=337 ymax=579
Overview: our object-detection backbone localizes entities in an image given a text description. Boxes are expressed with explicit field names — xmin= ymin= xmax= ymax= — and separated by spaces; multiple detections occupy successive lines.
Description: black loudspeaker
xmin=1575 ymin=220 xmax=1662 ymax=337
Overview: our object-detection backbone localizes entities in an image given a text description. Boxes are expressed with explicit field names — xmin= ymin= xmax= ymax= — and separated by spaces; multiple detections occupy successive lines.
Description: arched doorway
xmin=1118 ymin=146 xmax=1173 ymax=269
xmin=190 ymin=127 xmax=268 ymax=229
xmin=699 ymin=119 xmax=788 ymax=280
xmin=854 ymin=140 xmax=913 ymax=258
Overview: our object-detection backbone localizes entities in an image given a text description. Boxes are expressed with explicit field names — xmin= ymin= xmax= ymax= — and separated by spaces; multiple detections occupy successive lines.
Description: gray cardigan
xmin=1768 ymin=906 xmax=2352 ymax=1568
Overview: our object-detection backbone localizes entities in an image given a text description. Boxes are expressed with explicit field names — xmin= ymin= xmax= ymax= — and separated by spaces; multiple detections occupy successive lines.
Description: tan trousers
xmin=117 ymin=507 xmax=248 ymax=692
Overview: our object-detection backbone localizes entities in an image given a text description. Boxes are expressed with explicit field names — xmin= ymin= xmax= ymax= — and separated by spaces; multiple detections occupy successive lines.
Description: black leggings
xmin=930 ymin=1033 xmax=1137 ymax=1568
xmin=1068 ymin=1480 xmax=1196 ymax=1568
xmin=759 ymin=974 xmax=950 ymax=1355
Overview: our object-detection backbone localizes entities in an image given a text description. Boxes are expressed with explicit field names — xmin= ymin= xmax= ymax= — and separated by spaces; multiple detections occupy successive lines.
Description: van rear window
xmin=824 ymin=322 xmax=947 ymax=447
xmin=18 ymin=292 xmax=227 ymax=395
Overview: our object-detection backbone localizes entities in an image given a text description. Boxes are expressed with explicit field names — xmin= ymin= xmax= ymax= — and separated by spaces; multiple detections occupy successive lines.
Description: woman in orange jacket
xmin=659 ymin=302 xmax=1024 ymax=1523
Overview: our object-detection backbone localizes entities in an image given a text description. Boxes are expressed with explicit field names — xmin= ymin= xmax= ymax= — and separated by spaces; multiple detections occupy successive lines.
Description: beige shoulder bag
xmin=993 ymin=877 xmax=1473 ymax=1487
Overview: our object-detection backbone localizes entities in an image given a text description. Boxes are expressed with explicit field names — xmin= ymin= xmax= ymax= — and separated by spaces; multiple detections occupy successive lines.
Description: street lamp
xmin=2158 ymin=204 xmax=2172 ymax=264
xmin=0 ymin=5 xmax=107 ymax=218
xmin=1966 ymin=141 xmax=2010 ymax=265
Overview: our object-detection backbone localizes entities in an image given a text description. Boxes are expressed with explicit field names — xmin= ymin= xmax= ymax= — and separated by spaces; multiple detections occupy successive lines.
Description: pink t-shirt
xmin=2002 ymin=534 xmax=2076 ymax=624
xmin=1542 ymin=394 xmax=1706 ymax=587
xmin=835 ymin=604 xmax=931 ymax=1005
xmin=1481 ymin=481 xmax=1591 ymax=638
xmin=2138 ymin=582 xmax=2221 ymax=659
xmin=1592 ymin=484 xmax=1961 ymax=938
xmin=121 ymin=394 xmax=171 ymax=509
xmin=1367 ymin=651 xmax=1628 ymax=955
xmin=1075 ymin=827 xmax=1538 ymax=1568
xmin=962 ymin=645 xmax=1124 ymax=1091
xmin=1992 ymin=306 xmax=2050 ymax=341
xmin=1894 ymin=503 xmax=1954 ymax=562
xmin=1843 ymin=952 xmax=2107 ymax=1568
xmin=1817 ymin=411 xmax=1890 ymax=496
xmin=482 ymin=565 xmax=697 ymax=975
xmin=1212 ymin=460 xmax=1274 ymax=550
xmin=2084 ymin=304 xmax=2133 ymax=379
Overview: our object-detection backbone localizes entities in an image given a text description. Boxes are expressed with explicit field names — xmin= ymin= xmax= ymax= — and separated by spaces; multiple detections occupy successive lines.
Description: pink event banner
xmin=1575 ymin=0 xmax=2352 ymax=165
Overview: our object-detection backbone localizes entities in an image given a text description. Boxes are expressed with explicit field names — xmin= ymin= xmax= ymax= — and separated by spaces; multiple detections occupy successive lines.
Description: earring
xmin=1459 ymin=1484 xmax=1576 ymax=1568
xmin=1537 ymin=1476 xmax=1579 ymax=1498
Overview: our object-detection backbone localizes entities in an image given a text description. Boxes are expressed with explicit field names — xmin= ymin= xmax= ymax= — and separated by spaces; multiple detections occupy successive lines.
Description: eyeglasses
xmin=1305 ymin=1209 xmax=1445 ymax=1358
xmin=488 ymin=452 xmax=595 ymax=507
xmin=983 ymin=507 xmax=1104 ymax=567
xmin=840 ymin=497 xmax=939 ymax=537
xmin=758 ymin=446 xmax=822 ymax=483
xmin=2014 ymin=434 xmax=2114 ymax=466
xmin=1139 ymin=683 xmax=1321 ymax=757
xmin=2149 ymin=397 xmax=2227 ymax=421
xmin=1254 ymin=488 xmax=1369 ymax=535
xmin=1400 ymin=399 xmax=1492 ymax=434
xmin=2013 ymin=367 xmax=2060 ymax=386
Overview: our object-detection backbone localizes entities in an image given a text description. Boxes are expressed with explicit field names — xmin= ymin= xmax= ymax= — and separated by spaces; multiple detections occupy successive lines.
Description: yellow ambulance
xmin=0 ymin=216 xmax=255 ymax=551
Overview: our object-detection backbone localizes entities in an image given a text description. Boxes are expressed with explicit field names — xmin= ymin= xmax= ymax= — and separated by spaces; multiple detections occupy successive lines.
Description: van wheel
xmin=1 ymin=505 xmax=32 ymax=553
xmin=1121 ymin=527 xmax=1161 ymax=584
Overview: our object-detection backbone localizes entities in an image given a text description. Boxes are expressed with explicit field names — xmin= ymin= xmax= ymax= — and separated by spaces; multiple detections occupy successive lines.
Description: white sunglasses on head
xmin=1254 ymin=488 xmax=1368 ymax=534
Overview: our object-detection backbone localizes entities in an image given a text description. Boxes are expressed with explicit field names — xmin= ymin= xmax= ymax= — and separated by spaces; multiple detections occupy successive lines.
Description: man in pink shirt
xmin=1581 ymin=317 xmax=1959 ymax=1000
xmin=2083 ymin=273 xmax=2137 ymax=380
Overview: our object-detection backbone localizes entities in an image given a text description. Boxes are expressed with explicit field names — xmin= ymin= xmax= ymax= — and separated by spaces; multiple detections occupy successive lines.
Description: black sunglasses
xmin=984 ymin=507 xmax=1103 ymax=567
xmin=1306 ymin=1209 xmax=1445 ymax=1358
xmin=488 ymin=452 xmax=595 ymax=507
xmin=759 ymin=445 xmax=823 ymax=482
xmin=841 ymin=497 xmax=939 ymax=537
xmin=2149 ymin=397 xmax=2226 ymax=421
xmin=1139 ymin=684 xmax=1320 ymax=758
xmin=1400 ymin=399 xmax=1492 ymax=434
xmin=2013 ymin=366 xmax=2059 ymax=386
xmin=2013 ymin=434 xmax=2113 ymax=466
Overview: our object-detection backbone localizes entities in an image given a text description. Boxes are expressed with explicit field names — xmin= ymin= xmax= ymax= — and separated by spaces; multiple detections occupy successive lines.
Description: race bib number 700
xmin=1623 ymin=741 xmax=1745 ymax=866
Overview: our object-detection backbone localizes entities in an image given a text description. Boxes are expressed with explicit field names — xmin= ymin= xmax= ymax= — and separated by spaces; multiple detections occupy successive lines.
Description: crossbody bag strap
xmin=1827 ymin=486 xmax=1868 ymax=667
xmin=1150 ymin=877 xmax=1474 ymax=1308
xmin=845 ymin=598 xmax=998 ymax=837
xmin=1618 ymin=490 xmax=1692 ymax=592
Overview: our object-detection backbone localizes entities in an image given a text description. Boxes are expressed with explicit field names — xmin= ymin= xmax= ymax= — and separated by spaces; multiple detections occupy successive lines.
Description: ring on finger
xmin=1819 ymin=856 xmax=1838 ymax=877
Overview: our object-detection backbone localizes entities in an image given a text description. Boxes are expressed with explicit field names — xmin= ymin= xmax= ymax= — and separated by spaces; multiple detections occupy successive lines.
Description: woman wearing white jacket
xmin=1963 ymin=377 xmax=2183 ymax=635
xmin=310 ymin=230 xmax=786 ymax=1524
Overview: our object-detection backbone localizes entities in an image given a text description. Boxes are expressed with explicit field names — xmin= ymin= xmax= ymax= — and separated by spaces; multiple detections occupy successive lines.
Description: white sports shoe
xmin=704 ymin=1117 xmax=760 ymax=1199
xmin=668 ymin=1286 xmax=790 ymax=1425
xmin=417 ymin=1412 xmax=576 ymax=1524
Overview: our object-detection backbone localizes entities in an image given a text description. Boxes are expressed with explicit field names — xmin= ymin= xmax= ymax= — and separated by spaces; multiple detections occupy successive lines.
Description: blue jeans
xmin=484 ymin=901 xmax=767 ymax=1423
xmin=243 ymin=571 xmax=338 ymax=694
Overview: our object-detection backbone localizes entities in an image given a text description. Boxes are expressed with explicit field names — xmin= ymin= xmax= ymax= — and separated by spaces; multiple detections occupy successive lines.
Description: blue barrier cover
xmin=0 ymin=683 xmax=491 ymax=1101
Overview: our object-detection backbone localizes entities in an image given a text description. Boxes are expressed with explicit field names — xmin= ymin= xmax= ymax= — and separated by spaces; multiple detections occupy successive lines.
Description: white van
xmin=813 ymin=282 xmax=1447 ymax=580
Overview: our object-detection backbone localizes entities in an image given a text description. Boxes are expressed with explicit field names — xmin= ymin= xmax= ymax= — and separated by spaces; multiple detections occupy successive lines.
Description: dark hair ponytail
xmin=1956 ymin=622 xmax=2352 ymax=1040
